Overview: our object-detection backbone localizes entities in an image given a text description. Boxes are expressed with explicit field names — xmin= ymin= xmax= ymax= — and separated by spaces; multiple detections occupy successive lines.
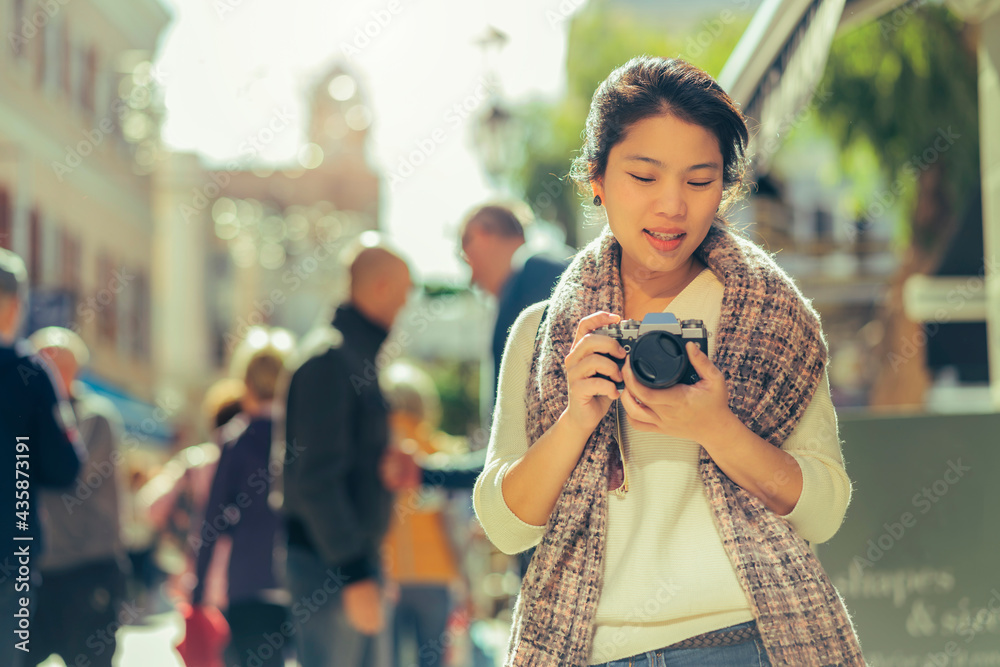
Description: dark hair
xmin=200 ymin=378 xmax=246 ymax=430
xmin=214 ymin=398 xmax=244 ymax=430
xmin=570 ymin=56 xmax=750 ymax=213
xmin=461 ymin=204 xmax=525 ymax=241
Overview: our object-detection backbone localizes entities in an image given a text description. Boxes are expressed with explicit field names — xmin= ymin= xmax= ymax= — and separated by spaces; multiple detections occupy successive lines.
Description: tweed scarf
xmin=507 ymin=224 xmax=864 ymax=666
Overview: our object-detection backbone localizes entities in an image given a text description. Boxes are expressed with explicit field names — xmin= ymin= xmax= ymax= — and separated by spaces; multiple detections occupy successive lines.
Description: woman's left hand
xmin=620 ymin=342 xmax=734 ymax=443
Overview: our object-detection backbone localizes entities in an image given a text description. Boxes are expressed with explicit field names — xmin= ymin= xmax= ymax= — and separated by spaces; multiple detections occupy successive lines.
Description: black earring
xmin=593 ymin=195 xmax=602 ymax=206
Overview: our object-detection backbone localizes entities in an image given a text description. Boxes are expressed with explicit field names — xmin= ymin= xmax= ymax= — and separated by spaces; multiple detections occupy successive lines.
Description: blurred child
xmin=381 ymin=362 xmax=464 ymax=667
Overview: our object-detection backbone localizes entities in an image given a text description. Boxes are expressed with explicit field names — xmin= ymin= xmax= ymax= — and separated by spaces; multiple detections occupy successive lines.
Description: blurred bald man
xmin=281 ymin=235 xmax=412 ymax=667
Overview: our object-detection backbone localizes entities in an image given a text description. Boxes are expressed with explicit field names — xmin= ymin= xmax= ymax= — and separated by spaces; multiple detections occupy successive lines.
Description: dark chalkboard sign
xmin=817 ymin=411 xmax=1000 ymax=667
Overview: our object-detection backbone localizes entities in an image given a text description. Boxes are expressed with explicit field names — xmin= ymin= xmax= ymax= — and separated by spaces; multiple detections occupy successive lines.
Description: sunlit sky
xmin=155 ymin=0 xmax=582 ymax=283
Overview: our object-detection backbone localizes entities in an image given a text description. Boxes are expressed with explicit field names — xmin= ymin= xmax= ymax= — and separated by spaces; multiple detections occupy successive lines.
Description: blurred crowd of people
xmin=0 ymin=201 xmax=569 ymax=667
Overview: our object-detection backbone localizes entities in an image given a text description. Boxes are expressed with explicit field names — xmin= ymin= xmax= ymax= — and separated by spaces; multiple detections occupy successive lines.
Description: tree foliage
xmin=814 ymin=4 xmax=979 ymax=247
xmin=511 ymin=0 xmax=748 ymax=246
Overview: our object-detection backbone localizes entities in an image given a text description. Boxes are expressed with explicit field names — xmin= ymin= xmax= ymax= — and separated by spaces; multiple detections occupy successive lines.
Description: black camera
xmin=592 ymin=314 xmax=709 ymax=390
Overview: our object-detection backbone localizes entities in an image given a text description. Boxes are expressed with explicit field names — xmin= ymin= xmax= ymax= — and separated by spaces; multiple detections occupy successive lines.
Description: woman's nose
xmin=653 ymin=183 xmax=686 ymax=218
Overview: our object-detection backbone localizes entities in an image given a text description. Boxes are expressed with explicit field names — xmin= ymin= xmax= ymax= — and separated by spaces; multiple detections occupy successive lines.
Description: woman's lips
xmin=643 ymin=229 xmax=685 ymax=252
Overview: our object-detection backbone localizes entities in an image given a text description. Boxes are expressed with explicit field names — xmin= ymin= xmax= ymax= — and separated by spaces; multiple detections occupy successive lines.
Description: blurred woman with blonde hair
xmin=381 ymin=361 xmax=463 ymax=667
xmin=189 ymin=326 xmax=296 ymax=667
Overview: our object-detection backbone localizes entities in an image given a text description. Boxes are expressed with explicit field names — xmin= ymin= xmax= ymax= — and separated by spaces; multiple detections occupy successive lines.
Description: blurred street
xmin=34 ymin=612 xmax=187 ymax=667
xmin=1 ymin=0 xmax=998 ymax=665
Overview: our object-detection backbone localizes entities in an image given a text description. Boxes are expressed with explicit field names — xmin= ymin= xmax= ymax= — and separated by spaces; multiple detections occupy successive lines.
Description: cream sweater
xmin=473 ymin=268 xmax=851 ymax=664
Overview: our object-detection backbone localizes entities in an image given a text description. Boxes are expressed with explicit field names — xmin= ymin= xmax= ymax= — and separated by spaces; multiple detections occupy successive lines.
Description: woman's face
xmin=593 ymin=113 xmax=724 ymax=284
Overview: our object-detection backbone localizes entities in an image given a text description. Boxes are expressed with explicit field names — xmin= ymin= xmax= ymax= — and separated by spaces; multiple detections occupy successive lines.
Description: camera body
xmin=592 ymin=313 xmax=709 ymax=390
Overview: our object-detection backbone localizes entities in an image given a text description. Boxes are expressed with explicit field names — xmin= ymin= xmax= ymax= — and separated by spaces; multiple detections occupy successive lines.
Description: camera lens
xmin=630 ymin=332 xmax=687 ymax=389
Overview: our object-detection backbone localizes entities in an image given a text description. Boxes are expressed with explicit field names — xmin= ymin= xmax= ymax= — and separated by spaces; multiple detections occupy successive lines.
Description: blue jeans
xmin=591 ymin=622 xmax=772 ymax=667
xmin=393 ymin=584 xmax=451 ymax=667
xmin=285 ymin=546 xmax=389 ymax=667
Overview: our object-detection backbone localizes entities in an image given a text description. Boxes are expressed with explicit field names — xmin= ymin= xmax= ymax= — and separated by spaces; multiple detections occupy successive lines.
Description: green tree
xmin=813 ymin=5 xmax=979 ymax=407
xmin=511 ymin=1 xmax=749 ymax=247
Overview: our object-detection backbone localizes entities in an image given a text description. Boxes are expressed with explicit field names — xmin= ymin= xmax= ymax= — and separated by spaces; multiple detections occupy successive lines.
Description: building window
xmin=62 ymin=26 xmax=75 ymax=101
xmin=58 ymin=22 xmax=70 ymax=98
xmin=133 ymin=271 xmax=150 ymax=360
xmin=61 ymin=230 xmax=80 ymax=293
xmin=12 ymin=0 xmax=26 ymax=59
xmin=815 ymin=208 xmax=833 ymax=242
xmin=80 ymin=46 xmax=97 ymax=115
xmin=28 ymin=208 xmax=41 ymax=287
xmin=97 ymin=253 xmax=117 ymax=343
xmin=35 ymin=21 xmax=46 ymax=87
xmin=0 ymin=189 xmax=10 ymax=250
xmin=107 ymin=71 xmax=125 ymax=142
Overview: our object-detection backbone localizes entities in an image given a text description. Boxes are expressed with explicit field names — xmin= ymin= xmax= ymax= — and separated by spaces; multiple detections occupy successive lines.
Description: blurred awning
xmin=718 ymin=0 xmax=908 ymax=174
xmin=78 ymin=370 xmax=175 ymax=447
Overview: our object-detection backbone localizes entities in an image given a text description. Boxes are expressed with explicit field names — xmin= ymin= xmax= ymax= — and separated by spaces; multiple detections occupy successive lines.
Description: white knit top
xmin=473 ymin=268 xmax=851 ymax=664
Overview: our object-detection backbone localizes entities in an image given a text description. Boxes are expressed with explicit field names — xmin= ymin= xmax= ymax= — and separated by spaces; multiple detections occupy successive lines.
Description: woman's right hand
xmin=561 ymin=311 xmax=626 ymax=433
xmin=494 ymin=311 xmax=627 ymax=529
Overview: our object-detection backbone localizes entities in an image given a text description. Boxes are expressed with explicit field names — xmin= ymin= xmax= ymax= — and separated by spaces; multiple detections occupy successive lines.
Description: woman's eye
xmin=628 ymin=174 xmax=653 ymax=183
xmin=689 ymin=181 xmax=714 ymax=187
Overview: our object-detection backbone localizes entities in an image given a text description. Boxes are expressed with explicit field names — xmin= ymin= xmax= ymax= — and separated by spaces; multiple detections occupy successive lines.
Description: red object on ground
xmin=175 ymin=602 xmax=230 ymax=667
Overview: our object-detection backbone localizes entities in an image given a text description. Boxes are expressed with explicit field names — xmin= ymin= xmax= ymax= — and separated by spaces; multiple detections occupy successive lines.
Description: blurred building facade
xmin=206 ymin=65 xmax=380 ymax=347
xmin=0 ymin=0 xmax=171 ymax=437
xmin=153 ymin=64 xmax=381 ymax=416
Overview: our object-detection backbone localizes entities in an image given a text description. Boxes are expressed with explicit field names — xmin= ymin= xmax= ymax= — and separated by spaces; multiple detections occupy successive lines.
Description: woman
xmin=473 ymin=56 xmax=864 ymax=666
xmin=189 ymin=327 xmax=296 ymax=667
xmin=381 ymin=361 xmax=463 ymax=667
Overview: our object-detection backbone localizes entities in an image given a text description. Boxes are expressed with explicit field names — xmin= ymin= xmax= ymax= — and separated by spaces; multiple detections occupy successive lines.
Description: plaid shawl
xmin=507 ymin=225 xmax=864 ymax=666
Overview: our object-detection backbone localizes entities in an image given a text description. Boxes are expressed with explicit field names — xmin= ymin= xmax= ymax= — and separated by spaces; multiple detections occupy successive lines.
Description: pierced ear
xmin=590 ymin=178 xmax=605 ymax=201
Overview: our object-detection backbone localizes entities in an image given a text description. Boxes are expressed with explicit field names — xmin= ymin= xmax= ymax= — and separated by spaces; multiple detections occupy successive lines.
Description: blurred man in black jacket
xmin=0 ymin=249 xmax=83 ymax=666
xmin=280 ymin=239 xmax=412 ymax=667
xmin=458 ymin=204 xmax=569 ymax=410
